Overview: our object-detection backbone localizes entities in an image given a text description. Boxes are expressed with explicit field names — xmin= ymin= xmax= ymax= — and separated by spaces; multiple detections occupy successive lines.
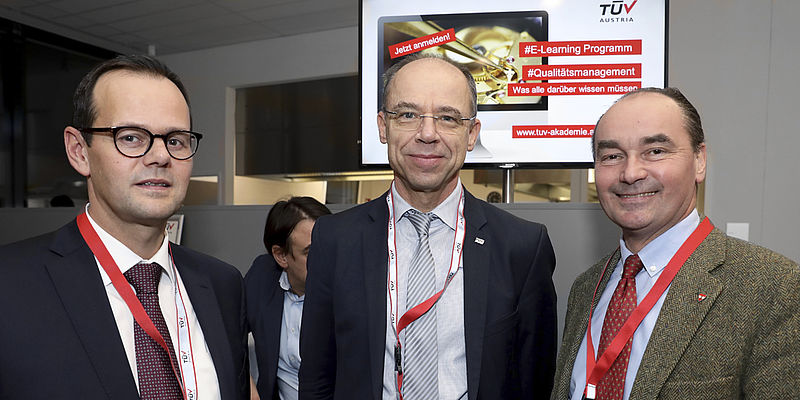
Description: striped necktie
xmin=402 ymin=210 xmax=439 ymax=400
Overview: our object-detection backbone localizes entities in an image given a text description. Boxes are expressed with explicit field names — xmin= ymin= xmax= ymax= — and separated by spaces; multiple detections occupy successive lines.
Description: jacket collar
xmin=46 ymin=220 xmax=140 ymax=398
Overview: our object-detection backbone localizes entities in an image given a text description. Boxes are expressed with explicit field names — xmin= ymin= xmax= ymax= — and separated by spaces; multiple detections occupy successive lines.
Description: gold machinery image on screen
xmin=380 ymin=11 xmax=548 ymax=111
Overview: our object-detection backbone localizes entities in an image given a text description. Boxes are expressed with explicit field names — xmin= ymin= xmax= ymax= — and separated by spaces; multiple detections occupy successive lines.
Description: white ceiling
xmin=0 ymin=0 xmax=357 ymax=55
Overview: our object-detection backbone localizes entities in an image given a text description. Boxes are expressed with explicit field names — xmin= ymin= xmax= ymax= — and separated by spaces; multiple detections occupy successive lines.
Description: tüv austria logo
xmin=599 ymin=0 xmax=638 ymax=23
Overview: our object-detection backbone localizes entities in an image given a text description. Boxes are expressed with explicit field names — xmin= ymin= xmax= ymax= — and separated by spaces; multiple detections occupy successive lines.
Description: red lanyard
xmin=385 ymin=185 xmax=466 ymax=398
xmin=76 ymin=212 xmax=189 ymax=399
xmin=583 ymin=217 xmax=713 ymax=399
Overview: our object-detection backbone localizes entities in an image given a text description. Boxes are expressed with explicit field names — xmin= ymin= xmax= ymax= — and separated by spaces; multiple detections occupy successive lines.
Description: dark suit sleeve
xmin=518 ymin=225 xmax=557 ymax=398
xmin=298 ymin=217 xmax=337 ymax=399
xmin=550 ymin=272 xmax=589 ymax=400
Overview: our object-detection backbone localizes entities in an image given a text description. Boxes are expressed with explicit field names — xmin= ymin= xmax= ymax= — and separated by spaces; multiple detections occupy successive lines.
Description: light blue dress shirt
xmin=382 ymin=181 xmax=468 ymax=400
xmin=277 ymin=271 xmax=303 ymax=400
xmin=569 ymin=210 xmax=700 ymax=400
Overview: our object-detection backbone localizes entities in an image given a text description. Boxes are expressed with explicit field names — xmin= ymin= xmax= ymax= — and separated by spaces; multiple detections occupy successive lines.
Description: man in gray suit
xmin=552 ymin=87 xmax=800 ymax=400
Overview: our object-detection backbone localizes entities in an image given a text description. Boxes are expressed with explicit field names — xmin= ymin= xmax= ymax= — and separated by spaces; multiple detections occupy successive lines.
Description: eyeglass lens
xmin=390 ymin=111 xmax=467 ymax=133
xmin=114 ymin=127 xmax=198 ymax=159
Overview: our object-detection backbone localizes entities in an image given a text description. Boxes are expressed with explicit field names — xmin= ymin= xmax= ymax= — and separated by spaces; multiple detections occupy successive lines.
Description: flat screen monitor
xmin=361 ymin=0 xmax=668 ymax=167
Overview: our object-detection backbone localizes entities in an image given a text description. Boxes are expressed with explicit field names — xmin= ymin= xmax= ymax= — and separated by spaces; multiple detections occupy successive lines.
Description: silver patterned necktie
xmin=402 ymin=209 xmax=439 ymax=400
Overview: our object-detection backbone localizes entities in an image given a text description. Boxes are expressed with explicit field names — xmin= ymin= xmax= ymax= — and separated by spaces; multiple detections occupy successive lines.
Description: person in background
xmin=551 ymin=87 xmax=800 ymax=400
xmin=0 ymin=54 xmax=249 ymax=399
xmin=246 ymin=196 xmax=331 ymax=400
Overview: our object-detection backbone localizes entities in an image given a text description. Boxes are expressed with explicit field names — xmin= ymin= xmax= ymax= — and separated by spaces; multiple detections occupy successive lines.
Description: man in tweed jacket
xmin=552 ymin=87 xmax=800 ymax=400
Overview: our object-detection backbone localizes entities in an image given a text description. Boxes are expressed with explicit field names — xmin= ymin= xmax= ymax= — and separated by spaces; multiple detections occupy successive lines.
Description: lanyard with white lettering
xmin=77 ymin=212 xmax=198 ymax=400
xmin=168 ymin=245 xmax=200 ymax=399
xmin=385 ymin=184 xmax=466 ymax=398
xmin=582 ymin=217 xmax=713 ymax=400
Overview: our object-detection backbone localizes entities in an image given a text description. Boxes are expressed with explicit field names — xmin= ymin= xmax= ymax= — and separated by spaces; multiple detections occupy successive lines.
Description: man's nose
xmin=142 ymin=137 xmax=172 ymax=166
xmin=620 ymin=157 xmax=647 ymax=184
xmin=416 ymin=115 xmax=439 ymax=143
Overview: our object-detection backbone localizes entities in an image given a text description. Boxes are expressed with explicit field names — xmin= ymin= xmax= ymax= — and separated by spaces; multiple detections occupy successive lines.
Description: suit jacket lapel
xmin=172 ymin=246 xmax=237 ymax=398
xmin=553 ymin=249 xmax=620 ymax=399
xmin=45 ymin=221 xmax=139 ymax=399
xmin=365 ymin=195 xmax=390 ymax=400
xmin=629 ymin=228 xmax=725 ymax=399
xmin=461 ymin=192 xmax=489 ymax=400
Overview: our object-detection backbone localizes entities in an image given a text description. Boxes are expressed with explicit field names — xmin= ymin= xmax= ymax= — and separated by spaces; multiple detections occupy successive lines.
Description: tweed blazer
xmin=551 ymin=227 xmax=800 ymax=400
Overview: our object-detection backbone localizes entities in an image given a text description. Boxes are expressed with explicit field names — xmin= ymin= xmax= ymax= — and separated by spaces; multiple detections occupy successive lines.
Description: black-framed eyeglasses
xmin=383 ymin=109 xmax=476 ymax=134
xmin=79 ymin=126 xmax=203 ymax=160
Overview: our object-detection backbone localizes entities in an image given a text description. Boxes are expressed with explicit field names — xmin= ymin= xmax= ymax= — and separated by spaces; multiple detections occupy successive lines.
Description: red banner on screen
xmin=512 ymin=125 xmax=595 ymax=138
xmin=519 ymin=40 xmax=642 ymax=57
xmin=389 ymin=28 xmax=456 ymax=59
xmin=508 ymin=81 xmax=641 ymax=96
xmin=523 ymin=64 xmax=641 ymax=80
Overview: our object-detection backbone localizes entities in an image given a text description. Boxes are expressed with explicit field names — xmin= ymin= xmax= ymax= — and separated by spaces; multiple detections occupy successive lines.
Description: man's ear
xmin=378 ymin=111 xmax=389 ymax=144
xmin=64 ymin=126 xmax=91 ymax=177
xmin=466 ymin=118 xmax=481 ymax=151
xmin=694 ymin=143 xmax=707 ymax=184
xmin=271 ymin=244 xmax=289 ymax=270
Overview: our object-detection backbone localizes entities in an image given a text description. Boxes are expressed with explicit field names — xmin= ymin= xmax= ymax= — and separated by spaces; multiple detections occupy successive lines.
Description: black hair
xmin=263 ymin=196 xmax=331 ymax=255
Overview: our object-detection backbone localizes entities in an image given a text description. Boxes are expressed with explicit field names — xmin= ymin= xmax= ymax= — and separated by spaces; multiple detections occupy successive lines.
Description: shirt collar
xmin=619 ymin=209 xmax=701 ymax=277
xmin=279 ymin=270 xmax=304 ymax=301
xmin=85 ymin=203 xmax=175 ymax=286
xmin=390 ymin=178 xmax=462 ymax=230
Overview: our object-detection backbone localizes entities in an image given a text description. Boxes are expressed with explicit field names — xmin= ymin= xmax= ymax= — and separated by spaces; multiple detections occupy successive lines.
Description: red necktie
xmin=596 ymin=254 xmax=643 ymax=400
xmin=124 ymin=262 xmax=183 ymax=399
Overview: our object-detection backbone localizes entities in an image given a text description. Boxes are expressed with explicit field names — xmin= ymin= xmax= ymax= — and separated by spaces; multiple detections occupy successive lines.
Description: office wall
xmin=233 ymin=176 xmax=327 ymax=205
xmin=761 ymin=1 xmax=800 ymax=260
xmin=159 ymin=26 xmax=358 ymax=204
xmin=161 ymin=1 xmax=800 ymax=262
xmin=670 ymin=0 xmax=800 ymax=262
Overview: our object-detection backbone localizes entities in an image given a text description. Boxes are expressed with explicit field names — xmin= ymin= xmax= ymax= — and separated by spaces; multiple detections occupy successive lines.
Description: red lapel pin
xmin=697 ymin=293 xmax=707 ymax=302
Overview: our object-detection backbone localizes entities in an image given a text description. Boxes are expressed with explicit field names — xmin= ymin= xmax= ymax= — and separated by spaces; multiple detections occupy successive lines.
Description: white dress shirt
xmin=86 ymin=208 xmax=222 ymax=399
xmin=277 ymin=270 xmax=304 ymax=400
xmin=569 ymin=210 xmax=701 ymax=400
xmin=382 ymin=180 xmax=468 ymax=400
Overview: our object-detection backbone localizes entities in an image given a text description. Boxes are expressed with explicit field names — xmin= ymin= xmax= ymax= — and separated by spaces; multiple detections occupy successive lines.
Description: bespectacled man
xmin=299 ymin=53 xmax=558 ymax=400
xmin=0 ymin=55 xmax=249 ymax=399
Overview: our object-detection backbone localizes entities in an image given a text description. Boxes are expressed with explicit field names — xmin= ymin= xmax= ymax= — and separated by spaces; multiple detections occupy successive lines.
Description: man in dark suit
xmin=551 ymin=87 xmax=800 ymax=400
xmin=299 ymin=53 xmax=558 ymax=400
xmin=0 ymin=55 xmax=249 ymax=399
xmin=245 ymin=197 xmax=331 ymax=399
